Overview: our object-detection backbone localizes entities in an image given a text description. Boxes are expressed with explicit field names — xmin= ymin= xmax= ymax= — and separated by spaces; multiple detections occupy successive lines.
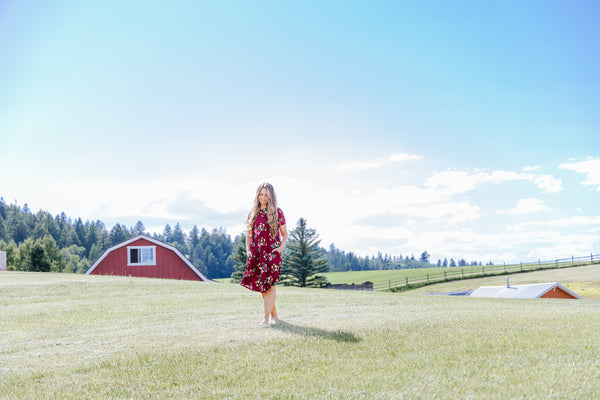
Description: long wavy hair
xmin=247 ymin=182 xmax=279 ymax=237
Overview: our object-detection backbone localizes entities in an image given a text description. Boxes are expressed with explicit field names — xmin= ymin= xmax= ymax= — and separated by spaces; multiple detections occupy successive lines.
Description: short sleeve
xmin=277 ymin=208 xmax=286 ymax=226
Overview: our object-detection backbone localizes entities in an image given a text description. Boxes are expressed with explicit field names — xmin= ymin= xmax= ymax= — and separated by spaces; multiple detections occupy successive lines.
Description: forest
xmin=0 ymin=198 xmax=485 ymax=279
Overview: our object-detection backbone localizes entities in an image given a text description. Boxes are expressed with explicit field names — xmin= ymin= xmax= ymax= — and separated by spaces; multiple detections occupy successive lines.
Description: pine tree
xmin=229 ymin=233 xmax=247 ymax=283
xmin=171 ymin=223 xmax=185 ymax=245
xmin=109 ymin=223 xmax=129 ymax=245
xmin=133 ymin=221 xmax=145 ymax=236
xmin=188 ymin=225 xmax=200 ymax=256
xmin=281 ymin=218 xmax=329 ymax=288
xmin=163 ymin=224 xmax=173 ymax=243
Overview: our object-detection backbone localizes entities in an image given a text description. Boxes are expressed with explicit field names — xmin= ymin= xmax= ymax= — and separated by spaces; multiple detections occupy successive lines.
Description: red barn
xmin=86 ymin=234 xmax=210 ymax=281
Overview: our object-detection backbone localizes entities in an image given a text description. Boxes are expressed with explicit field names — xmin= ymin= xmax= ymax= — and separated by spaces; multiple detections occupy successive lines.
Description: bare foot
xmin=261 ymin=318 xmax=269 ymax=326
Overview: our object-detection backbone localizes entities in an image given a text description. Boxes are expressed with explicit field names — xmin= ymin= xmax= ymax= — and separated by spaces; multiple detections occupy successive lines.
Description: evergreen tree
xmin=229 ymin=233 xmax=247 ymax=283
xmin=281 ymin=218 xmax=329 ymax=288
xmin=163 ymin=224 xmax=173 ymax=243
xmin=171 ymin=223 xmax=186 ymax=246
xmin=109 ymin=223 xmax=129 ymax=245
xmin=16 ymin=237 xmax=63 ymax=272
xmin=89 ymin=243 xmax=103 ymax=263
xmin=188 ymin=225 xmax=200 ymax=256
xmin=133 ymin=221 xmax=145 ymax=235
xmin=74 ymin=218 xmax=86 ymax=247
xmin=27 ymin=240 xmax=52 ymax=272
xmin=13 ymin=220 xmax=30 ymax=244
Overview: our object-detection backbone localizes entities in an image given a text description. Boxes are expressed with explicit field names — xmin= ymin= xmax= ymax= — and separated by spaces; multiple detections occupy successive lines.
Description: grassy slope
xmin=323 ymin=263 xmax=600 ymax=297
xmin=1 ymin=272 xmax=600 ymax=399
xmin=407 ymin=263 xmax=600 ymax=299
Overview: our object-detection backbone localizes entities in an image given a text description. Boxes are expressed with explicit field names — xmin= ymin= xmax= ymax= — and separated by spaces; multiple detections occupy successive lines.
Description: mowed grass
xmin=323 ymin=261 xmax=600 ymax=293
xmin=2 ymin=272 xmax=600 ymax=399
xmin=408 ymin=263 xmax=600 ymax=299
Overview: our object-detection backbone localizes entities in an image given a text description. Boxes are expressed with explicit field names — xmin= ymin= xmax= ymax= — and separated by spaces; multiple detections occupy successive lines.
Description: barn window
xmin=127 ymin=246 xmax=156 ymax=266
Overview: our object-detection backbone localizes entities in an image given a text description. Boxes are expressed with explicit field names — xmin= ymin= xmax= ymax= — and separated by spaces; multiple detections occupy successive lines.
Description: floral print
xmin=241 ymin=207 xmax=285 ymax=293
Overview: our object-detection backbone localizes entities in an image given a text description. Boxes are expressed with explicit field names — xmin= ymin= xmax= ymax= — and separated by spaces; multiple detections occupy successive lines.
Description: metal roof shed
xmin=469 ymin=282 xmax=581 ymax=299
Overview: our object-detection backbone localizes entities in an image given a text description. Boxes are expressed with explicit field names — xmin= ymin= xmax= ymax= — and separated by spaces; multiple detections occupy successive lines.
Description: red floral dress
xmin=241 ymin=207 xmax=286 ymax=293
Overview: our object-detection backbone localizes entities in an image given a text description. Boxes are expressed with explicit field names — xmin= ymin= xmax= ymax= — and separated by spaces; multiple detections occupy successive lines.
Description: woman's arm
xmin=275 ymin=224 xmax=288 ymax=253
xmin=246 ymin=233 xmax=252 ymax=256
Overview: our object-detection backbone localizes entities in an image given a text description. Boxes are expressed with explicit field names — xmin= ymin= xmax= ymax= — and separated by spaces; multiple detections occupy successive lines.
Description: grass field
xmin=323 ymin=263 xmax=600 ymax=299
xmin=408 ymin=263 xmax=600 ymax=299
xmin=2 ymin=271 xmax=600 ymax=399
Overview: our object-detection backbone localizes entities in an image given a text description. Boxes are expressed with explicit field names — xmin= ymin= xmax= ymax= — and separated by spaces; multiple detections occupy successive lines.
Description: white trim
xmin=539 ymin=283 xmax=582 ymax=299
xmin=127 ymin=245 xmax=156 ymax=266
xmin=86 ymin=234 xmax=211 ymax=281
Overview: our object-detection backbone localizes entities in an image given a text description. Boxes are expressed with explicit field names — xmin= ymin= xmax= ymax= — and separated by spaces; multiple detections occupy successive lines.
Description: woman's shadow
xmin=270 ymin=320 xmax=361 ymax=343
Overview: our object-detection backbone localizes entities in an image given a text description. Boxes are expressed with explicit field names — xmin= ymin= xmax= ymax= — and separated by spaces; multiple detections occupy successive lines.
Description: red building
xmin=86 ymin=235 xmax=210 ymax=281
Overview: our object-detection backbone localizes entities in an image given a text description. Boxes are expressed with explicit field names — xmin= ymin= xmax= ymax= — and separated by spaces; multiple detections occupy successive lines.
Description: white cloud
xmin=4 ymin=147 xmax=594 ymax=265
xmin=559 ymin=159 xmax=600 ymax=191
xmin=530 ymin=174 xmax=562 ymax=193
xmin=425 ymin=169 xmax=562 ymax=195
xmin=424 ymin=170 xmax=484 ymax=195
xmin=507 ymin=215 xmax=600 ymax=231
xmin=548 ymin=216 xmax=600 ymax=227
xmin=502 ymin=198 xmax=551 ymax=215
xmin=399 ymin=202 xmax=481 ymax=225
xmin=396 ymin=229 xmax=597 ymax=264
xmin=506 ymin=221 xmax=543 ymax=232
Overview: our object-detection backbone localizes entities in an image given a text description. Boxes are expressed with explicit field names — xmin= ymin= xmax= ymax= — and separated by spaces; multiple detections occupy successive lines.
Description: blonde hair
xmin=247 ymin=182 xmax=279 ymax=237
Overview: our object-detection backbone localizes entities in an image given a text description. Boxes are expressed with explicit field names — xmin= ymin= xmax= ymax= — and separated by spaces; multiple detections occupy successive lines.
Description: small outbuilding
xmin=86 ymin=234 xmax=210 ymax=281
xmin=469 ymin=282 xmax=581 ymax=299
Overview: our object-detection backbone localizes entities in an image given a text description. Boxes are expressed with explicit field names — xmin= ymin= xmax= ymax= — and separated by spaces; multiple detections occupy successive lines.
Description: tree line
xmin=0 ymin=198 xmax=488 ymax=281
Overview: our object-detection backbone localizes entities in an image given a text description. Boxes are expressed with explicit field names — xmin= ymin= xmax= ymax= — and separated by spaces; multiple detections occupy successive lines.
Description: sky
xmin=1 ymin=0 xmax=599 ymax=264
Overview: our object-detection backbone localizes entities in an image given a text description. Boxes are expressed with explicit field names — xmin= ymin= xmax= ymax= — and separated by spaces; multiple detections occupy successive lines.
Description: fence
xmin=369 ymin=253 xmax=600 ymax=292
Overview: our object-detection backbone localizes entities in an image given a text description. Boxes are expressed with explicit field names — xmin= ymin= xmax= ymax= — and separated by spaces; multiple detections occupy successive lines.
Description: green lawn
xmin=2 ymin=271 xmax=600 ymax=399
xmin=323 ymin=260 xmax=599 ymax=292
xmin=408 ymin=263 xmax=600 ymax=299
xmin=322 ymin=266 xmax=512 ymax=288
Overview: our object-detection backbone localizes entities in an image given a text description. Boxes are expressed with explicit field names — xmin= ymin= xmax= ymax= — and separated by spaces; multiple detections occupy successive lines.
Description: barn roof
xmin=86 ymin=234 xmax=210 ymax=281
xmin=469 ymin=282 xmax=581 ymax=299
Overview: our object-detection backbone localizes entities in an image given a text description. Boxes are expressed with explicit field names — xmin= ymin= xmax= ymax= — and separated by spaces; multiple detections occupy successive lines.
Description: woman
xmin=241 ymin=182 xmax=288 ymax=326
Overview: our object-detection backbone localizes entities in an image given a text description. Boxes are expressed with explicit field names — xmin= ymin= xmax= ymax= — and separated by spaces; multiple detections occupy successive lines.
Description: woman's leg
xmin=262 ymin=286 xmax=277 ymax=324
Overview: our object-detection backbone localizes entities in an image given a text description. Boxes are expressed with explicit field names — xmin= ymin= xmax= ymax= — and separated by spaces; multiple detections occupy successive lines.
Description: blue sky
xmin=1 ymin=1 xmax=598 ymax=264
